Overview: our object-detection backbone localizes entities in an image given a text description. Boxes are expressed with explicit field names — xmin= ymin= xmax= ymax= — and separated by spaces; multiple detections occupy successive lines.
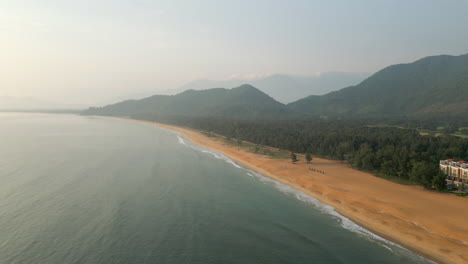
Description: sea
xmin=0 ymin=113 xmax=434 ymax=264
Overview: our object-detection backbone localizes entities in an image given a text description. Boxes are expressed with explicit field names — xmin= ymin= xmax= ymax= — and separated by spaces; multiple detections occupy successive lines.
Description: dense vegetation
xmin=288 ymin=54 xmax=468 ymax=116
xmin=133 ymin=114 xmax=468 ymax=190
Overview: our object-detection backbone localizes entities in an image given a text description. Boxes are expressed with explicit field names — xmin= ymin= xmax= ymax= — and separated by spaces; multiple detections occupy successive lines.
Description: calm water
xmin=0 ymin=113 xmax=432 ymax=264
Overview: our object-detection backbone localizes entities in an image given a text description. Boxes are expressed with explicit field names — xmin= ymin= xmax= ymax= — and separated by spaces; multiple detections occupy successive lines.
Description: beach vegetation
xmin=254 ymin=145 xmax=260 ymax=153
xmin=409 ymin=162 xmax=438 ymax=189
xmin=432 ymin=170 xmax=447 ymax=191
xmin=291 ymin=152 xmax=298 ymax=163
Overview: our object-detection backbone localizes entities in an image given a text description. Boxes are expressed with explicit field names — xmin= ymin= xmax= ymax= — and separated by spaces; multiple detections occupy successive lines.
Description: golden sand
xmin=120 ymin=118 xmax=468 ymax=264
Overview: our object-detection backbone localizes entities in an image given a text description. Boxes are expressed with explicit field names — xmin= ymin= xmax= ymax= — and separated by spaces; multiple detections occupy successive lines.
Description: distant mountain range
xmin=171 ymin=72 xmax=369 ymax=104
xmin=288 ymin=54 xmax=468 ymax=116
xmin=83 ymin=53 xmax=468 ymax=119
xmin=82 ymin=84 xmax=290 ymax=119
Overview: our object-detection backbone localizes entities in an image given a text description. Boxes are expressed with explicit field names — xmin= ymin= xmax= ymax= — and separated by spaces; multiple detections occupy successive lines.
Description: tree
xmin=380 ymin=160 xmax=397 ymax=177
xmin=409 ymin=161 xmax=426 ymax=185
xmin=305 ymin=153 xmax=312 ymax=163
xmin=410 ymin=161 xmax=439 ymax=188
xmin=432 ymin=170 xmax=447 ymax=191
xmin=291 ymin=152 xmax=298 ymax=163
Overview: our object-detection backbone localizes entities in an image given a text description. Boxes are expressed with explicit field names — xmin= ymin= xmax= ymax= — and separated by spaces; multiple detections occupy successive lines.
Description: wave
xmin=173 ymin=132 xmax=435 ymax=264
xmin=174 ymin=133 xmax=241 ymax=169
xmin=177 ymin=135 xmax=187 ymax=145
xmin=200 ymin=150 xmax=242 ymax=168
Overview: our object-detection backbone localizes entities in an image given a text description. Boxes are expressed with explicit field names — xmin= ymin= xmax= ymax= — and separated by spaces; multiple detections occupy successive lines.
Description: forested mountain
xmin=82 ymin=84 xmax=290 ymax=119
xmin=173 ymin=72 xmax=369 ymax=103
xmin=84 ymin=54 xmax=468 ymax=120
xmin=288 ymin=54 xmax=468 ymax=116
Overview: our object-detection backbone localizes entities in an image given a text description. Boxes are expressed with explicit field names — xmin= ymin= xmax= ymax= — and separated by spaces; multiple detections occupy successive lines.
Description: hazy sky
xmin=1 ymin=0 xmax=468 ymax=106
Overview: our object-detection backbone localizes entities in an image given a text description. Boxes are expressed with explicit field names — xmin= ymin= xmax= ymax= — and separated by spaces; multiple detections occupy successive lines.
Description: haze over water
xmin=0 ymin=113 xmax=431 ymax=264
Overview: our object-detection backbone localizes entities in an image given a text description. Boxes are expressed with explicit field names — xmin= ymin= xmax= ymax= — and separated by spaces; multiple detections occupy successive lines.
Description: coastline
xmin=117 ymin=117 xmax=468 ymax=264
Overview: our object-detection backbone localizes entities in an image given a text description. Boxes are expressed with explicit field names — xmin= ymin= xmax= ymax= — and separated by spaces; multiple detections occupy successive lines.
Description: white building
xmin=440 ymin=159 xmax=468 ymax=186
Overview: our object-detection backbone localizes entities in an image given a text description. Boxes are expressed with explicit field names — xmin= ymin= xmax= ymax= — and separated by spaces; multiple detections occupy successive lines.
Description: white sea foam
xmin=245 ymin=170 xmax=435 ymax=264
xmin=175 ymin=133 xmax=242 ymax=169
xmin=177 ymin=135 xmax=186 ymax=145
xmin=172 ymin=131 xmax=435 ymax=264
xmin=200 ymin=149 xmax=242 ymax=168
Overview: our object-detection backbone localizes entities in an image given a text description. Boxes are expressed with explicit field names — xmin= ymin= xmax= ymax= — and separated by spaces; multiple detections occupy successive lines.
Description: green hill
xmin=82 ymin=84 xmax=290 ymax=119
xmin=175 ymin=72 xmax=369 ymax=104
xmin=288 ymin=54 xmax=468 ymax=116
xmin=84 ymin=54 xmax=468 ymax=119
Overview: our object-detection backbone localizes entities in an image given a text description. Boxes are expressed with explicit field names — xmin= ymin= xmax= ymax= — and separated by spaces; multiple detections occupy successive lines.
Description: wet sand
xmin=121 ymin=118 xmax=468 ymax=264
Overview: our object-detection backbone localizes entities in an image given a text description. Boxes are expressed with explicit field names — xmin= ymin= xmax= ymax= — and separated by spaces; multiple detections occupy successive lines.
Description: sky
xmin=1 ymin=0 xmax=468 ymax=106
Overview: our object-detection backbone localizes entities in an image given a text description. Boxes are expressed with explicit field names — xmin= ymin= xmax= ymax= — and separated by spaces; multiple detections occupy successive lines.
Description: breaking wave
xmin=174 ymin=133 xmax=242 ymax=169
xmin=177 ymin=135 xmax=187 ymax=145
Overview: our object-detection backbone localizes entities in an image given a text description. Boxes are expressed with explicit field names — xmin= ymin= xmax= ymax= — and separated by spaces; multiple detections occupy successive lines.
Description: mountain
xmin=174 ymin=72 xmax=369 ymax=104
xmin=84 ymin=54 xmax=468 ymax=120
xmin=288 ymin=54 xmax=468 ymax=116
xmin=82 ymin=84 xmax=290 ymax=119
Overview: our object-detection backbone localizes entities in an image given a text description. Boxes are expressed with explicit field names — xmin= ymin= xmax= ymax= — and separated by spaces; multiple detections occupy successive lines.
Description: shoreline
xmin=115 ymin=117 xmax=467 ymax=264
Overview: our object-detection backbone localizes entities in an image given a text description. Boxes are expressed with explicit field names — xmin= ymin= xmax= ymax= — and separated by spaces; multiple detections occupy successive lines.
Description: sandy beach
xmin=123 ymin=118 xmax=468 ymax=264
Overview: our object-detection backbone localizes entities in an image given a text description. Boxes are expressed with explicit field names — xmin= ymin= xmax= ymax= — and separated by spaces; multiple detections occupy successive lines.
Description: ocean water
xmin=0 ymin=113 xmax=433 ymax=264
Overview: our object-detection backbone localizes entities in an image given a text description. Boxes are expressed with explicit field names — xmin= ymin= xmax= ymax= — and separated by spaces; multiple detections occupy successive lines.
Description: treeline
xmin=134 ymin=113 xmax=468 ymax=190
xmin=361 ymin=114 xmax=468 ymax=133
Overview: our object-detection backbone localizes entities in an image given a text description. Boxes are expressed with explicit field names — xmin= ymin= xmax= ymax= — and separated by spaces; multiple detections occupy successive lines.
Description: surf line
xmin=161 ymin=125 xmax=435 ymax=264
